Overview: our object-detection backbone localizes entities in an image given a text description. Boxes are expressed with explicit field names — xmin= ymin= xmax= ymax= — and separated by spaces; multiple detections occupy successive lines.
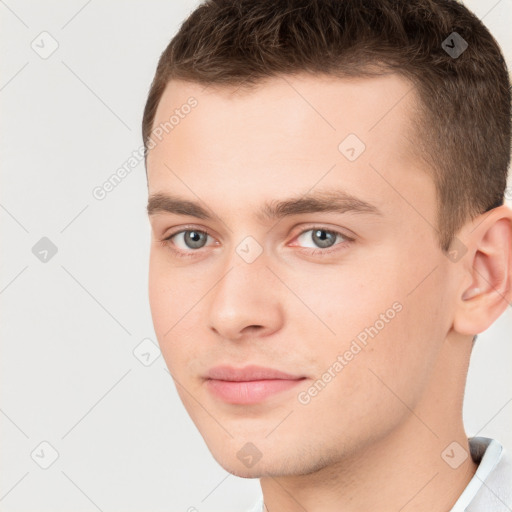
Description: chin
xmin=224 ymin=465 xmax=264 ymax=479
xmin=209 ymin=448 xmax=271 ymax=478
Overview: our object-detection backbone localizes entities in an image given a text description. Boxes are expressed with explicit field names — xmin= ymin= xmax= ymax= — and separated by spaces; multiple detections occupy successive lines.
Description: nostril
xmin=245 ymin=325 xmax=263 ymax=332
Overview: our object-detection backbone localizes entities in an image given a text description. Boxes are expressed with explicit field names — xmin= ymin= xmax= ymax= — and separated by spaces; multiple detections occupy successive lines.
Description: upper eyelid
xmin=165 ymin=226 xmax=216 ymax=242
xmin=294 ymin=226 xmax=354 ymax=241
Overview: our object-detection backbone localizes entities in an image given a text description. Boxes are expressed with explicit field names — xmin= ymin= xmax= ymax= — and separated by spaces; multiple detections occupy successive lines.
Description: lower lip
xmin=205 ymin=378 xmax=305 ymax=404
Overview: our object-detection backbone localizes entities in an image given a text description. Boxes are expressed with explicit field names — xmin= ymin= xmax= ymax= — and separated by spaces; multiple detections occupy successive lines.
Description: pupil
xmin=314 ymin=229 xmax=334 ymax=248
xmin=186 ymin=230 xmax=205 ymax=248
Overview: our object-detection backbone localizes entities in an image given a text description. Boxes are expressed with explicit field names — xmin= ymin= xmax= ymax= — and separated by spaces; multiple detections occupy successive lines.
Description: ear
xmin=452 ymin=204 xmax=512 ymax=336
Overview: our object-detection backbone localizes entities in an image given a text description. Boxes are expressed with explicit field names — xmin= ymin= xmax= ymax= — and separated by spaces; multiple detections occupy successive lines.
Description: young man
xmin=143 ymin=1 xmax=512 ymax=510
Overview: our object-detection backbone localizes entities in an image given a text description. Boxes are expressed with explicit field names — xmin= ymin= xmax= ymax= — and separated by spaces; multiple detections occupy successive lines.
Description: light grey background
xmin=1 ymin=1 xmax=511 ymax=511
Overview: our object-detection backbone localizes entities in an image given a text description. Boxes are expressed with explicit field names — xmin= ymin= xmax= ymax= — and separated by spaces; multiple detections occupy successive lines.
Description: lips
xmin=204 ymin=365 xmax=306 ymax=404
xmin=205 ymin=364 xmax=303 ymax=381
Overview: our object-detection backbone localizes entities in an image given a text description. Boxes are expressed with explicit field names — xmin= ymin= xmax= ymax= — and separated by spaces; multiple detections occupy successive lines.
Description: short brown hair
xmin=142 ymin=0 xmax=511 ymax=253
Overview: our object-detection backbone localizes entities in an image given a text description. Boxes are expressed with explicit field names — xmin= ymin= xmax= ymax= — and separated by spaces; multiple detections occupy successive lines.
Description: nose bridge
xmin=207 ymin=240 xmax=282 ymax=339
xmin=215 ymin=231 xmax=269 ymax=295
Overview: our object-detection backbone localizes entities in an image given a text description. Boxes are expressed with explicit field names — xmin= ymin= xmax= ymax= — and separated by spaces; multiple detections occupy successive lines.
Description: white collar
xmin=448 ymin=436 xmax=504 ymax=511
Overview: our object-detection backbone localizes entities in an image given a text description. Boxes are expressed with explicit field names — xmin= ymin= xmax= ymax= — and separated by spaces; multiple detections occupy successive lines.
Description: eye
xmin=297 ymin=226 xmax=354 ymax=254
xmin=162 ymin=229 xmax=214 ymax=252
xmin=159 ymin=225 xmax=353 ymax=259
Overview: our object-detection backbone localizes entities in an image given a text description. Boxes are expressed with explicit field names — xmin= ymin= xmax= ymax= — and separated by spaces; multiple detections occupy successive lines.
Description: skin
xmin=146 ymin=73 xmax=512 ymax=512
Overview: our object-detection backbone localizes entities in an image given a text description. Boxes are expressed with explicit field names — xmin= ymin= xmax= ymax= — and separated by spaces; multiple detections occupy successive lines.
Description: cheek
xmin=289 ymin=258 xmax=400 ymax=346
xmin=335 ymin=266 xmax=447 ymax=420
xmin=148 ymin=253 xmax=170 ymax=334
xmin=148 ymin=251 xmax=207 ymax=375
xmin=292 ymin=249 xmax=442 ymax=412
xmin=148 ymin=252 xmax=184 ymax=363
xmin=148 ymin=249 xmax=193 ymax=331
xmin=290 ymin=296 xmax=429 ymax=447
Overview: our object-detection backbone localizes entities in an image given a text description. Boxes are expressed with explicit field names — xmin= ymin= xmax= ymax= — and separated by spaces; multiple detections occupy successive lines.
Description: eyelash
xmin=159 ymin=225 xmax=354 ymax=259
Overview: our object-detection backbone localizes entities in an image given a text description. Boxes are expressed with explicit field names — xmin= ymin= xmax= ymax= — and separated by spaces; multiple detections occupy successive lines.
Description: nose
xmin=207 ymin=253 xmax=284 ymax=342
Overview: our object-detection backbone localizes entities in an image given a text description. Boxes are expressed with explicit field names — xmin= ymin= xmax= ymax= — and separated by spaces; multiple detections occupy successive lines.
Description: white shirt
xmin=245 ymin=437 xmax=512 ymax=512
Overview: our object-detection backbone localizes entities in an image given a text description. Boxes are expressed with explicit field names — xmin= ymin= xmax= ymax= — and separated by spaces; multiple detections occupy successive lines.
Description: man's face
xmin=146 ymin=74 xmax=458 ymax=477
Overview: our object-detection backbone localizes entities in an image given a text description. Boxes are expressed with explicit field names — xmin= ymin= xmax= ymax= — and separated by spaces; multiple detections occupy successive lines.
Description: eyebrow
xmin=147 ymin=189 xmax=383 ymax=222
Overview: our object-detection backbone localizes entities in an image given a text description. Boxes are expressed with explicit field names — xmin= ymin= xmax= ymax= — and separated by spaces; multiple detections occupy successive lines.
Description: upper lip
xmin=205 ymin=365 xmax=304 ymax=382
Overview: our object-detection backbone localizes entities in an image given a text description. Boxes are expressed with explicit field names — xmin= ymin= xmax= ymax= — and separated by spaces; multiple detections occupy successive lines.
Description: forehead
xmin=146 ymin=73 xmax=433 ymax=224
